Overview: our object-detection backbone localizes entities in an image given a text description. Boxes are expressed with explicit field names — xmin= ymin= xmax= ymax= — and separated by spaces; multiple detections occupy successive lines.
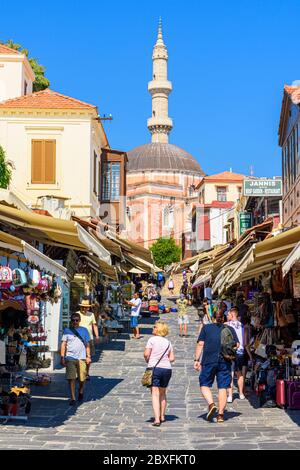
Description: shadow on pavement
xmin=5 ymin=374 xmax=123 ymax=428
xmin=198 ymin=411 xmax=242 ymax=422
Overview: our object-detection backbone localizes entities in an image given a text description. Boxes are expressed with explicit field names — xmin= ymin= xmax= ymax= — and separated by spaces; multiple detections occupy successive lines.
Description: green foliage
xmin=2 ymin=40 xmax=50 ymax=92
xmin=150 ymin=237 xmax=181 ymax=269
xmin=0 ymin=145 xmax=12 ymax=189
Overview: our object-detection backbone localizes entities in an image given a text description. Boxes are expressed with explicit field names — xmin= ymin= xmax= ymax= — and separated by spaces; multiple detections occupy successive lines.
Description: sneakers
xmin=206 ymin=403 xmax=217 ymax=422
xmin=227 ymin=395 xmax=233 ymax=403
xmin=239 ymin=394 xmax=246 ymax=400
xmin=216 ymin=414 xmax=225 ymax=423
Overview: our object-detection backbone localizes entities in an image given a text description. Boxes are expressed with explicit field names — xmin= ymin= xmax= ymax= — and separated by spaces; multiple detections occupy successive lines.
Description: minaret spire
xmin=147 ymin=19 xmax=173 ymax=144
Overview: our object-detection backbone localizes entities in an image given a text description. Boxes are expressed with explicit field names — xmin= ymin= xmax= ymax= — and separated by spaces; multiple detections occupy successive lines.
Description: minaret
xmin=147 ymin=19 xmax=173 ymax=144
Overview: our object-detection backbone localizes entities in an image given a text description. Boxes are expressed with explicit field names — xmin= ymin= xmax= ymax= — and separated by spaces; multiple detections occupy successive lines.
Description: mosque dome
xmin=127 ymin=142 xmax=204 ymax=175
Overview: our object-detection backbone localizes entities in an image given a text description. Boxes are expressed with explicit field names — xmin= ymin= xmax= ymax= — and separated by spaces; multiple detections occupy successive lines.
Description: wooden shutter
xmin=31 ymin=140 xmax=43 ymax=183
xmin=44 ymin=140 xmax=56 ymax=184
xmin=31 ymin=140 xmax=56 ymax=184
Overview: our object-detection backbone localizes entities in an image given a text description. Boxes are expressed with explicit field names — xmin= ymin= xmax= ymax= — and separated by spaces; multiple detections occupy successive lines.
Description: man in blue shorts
xmin=194 ymin=310 xmax=239 ymax=423
xmin=125 ymin=292 xmax=142 ymax=339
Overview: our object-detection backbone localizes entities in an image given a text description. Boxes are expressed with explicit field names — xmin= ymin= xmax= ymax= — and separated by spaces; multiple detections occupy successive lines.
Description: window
xmin=31 ymin=140 xmax=56 ymax=184
xmin=101 ymin=162 xmax=120 ymax=201
xmin=24 ymin=81 xmax=28 ymax=95
xmin=217 ymin=186 xmax=227 ymax=202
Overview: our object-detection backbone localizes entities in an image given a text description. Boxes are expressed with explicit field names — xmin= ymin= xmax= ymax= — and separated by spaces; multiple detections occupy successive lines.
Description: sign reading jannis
xmin=243 ymin=179 xmax=282 ymax=197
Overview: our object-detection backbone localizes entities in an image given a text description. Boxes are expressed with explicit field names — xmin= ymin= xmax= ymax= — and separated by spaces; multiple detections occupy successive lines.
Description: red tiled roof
xmin=32 ymin=209 xmax=52 ymax=217
xmin=0 ymin=44 xmax=22 ymax=55
xmin=204 ymin=171 xmax=245 ymax=182
xmin=0 ymin=88 xmax=96 ymax=110
xmin=284 ymin=85 xmax=300 ymax=105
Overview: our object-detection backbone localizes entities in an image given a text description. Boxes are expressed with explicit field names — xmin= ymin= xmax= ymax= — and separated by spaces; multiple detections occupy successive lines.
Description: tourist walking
xmin=144 ymin=321 xmax=175 ymax=426
xmin=167 ymin=276 xmax=175 ymax=295
xmin=194 ymin=310 xmax=239 ymax=423
xmin=77 ymin=297 xmax=100 ymax=380
xmin=176 ymin=294 xmax=189 ymax=337
xmin=226 ymin=307 xmax=246 ymax=402
xmin=125 ymin=292 xmax=142 ymax=339
xmin=60 ymin=312 xmax=91 ymax=406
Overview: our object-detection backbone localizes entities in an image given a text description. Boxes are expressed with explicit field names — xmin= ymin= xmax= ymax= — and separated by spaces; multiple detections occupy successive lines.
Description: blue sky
xmin=2 ymin=0 xmax=300 ymax=177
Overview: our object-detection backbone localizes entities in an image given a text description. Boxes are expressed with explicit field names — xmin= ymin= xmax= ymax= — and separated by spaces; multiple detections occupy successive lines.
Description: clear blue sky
xmin=2 ymin=0 xmax=300 ymax=177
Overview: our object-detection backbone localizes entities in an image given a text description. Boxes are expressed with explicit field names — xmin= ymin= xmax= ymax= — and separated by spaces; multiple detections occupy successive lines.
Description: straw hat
xmin=79 ymin=299 xmax=92 ymax=308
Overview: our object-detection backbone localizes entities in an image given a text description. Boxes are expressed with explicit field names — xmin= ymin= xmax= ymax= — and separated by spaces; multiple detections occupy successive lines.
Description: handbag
xmin=255 ymin=329 xmax=273 ymax=359
xmin=141 ymin=342 xmax=170 ymax=387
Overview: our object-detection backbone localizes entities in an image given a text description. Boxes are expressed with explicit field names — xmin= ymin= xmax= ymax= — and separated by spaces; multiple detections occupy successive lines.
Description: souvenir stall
xmin=206 ymin=226 xmax=300 ymax=408
xmin=0 ymin=231 xmax=67 ymax=421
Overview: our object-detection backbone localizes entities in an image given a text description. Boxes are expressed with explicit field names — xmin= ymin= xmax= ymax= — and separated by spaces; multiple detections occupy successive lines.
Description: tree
xmin=2 ymin=40 xmax=50 ymax=92
xmin=0 ymin=145 xmax=12 ymax=189
xmin=150 ymin=237 xmax=181 ymax=269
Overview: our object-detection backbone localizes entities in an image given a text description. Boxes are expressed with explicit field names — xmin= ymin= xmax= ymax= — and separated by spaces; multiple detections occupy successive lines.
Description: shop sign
xmin=292 ymin=264 xmax=300 ymax=299
xmin=239 ymin=212 xmax=253 ymax=236
xmin=243 ymin=179 xmax=282 ymax=197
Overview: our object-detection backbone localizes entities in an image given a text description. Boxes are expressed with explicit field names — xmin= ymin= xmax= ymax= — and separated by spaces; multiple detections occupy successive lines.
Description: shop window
xmin=101 ymin=162 xmax=120 ymax=201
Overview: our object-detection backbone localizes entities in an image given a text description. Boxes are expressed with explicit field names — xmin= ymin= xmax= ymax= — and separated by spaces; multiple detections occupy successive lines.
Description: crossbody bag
xmin=141 ymin=342 xmax=170 ymax=387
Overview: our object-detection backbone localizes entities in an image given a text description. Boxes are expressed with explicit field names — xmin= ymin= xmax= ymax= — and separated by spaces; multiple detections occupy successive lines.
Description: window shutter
xmin=31 ymin=140 xmax=43 ymax=183
xmin=31 ymin=140 xmax=56 ymax=184
xmin=44 ymin=140 xmax=56 ymax=184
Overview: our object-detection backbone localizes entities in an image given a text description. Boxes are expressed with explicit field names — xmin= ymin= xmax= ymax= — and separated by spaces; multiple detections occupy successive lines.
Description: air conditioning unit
xmin=39 ymin=195 xmax=68 ymax=212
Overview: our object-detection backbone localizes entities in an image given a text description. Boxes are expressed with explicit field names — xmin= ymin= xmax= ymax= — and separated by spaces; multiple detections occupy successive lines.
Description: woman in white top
xmin=144 ymin=321 xmax=175 ymax=426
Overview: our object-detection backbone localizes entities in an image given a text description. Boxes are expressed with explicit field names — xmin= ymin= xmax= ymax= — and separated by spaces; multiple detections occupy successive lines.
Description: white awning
xmin=129 ymin=267 xmax=148 ymax=274
xmin=22 ymin=241 xmax=67 ymax=279
xmin=192 ymin=271 xmax=212 ymax=288
xmin=76 ymin=224 xmax=111 ymax=265
xmin=282 ymin=242 xmax=300 ymax=277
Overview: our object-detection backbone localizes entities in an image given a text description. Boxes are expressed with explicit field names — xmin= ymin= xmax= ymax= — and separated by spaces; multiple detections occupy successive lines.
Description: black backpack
xmin=220 ymin=326 xmax=237 ymax=361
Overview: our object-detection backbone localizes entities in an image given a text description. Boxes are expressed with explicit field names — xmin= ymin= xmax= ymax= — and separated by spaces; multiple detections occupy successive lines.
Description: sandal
xmin=152 ymin=422 xmax=161 ymax=427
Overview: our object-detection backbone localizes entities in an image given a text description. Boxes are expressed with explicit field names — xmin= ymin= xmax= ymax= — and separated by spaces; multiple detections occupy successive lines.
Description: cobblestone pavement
xmin=1 ymin=301 xmax=300 ymax=450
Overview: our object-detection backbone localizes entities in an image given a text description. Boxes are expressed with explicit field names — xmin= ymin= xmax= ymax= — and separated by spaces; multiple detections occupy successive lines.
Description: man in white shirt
xmin=226 ymin=307 xmax=246 ymax=402
xmin=125 ymin=292 xmax=142 ymax=339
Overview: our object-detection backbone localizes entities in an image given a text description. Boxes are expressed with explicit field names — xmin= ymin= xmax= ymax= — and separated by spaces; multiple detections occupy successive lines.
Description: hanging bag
xmin=0 ymin=265 xmax=13 ymax=288
xmin=141 ymin=342 xmax=170 ymax=387
xmin=27 ymin=268 xmax=41 ymax=288
xmin=12 ymin=268 xmax=27 ymax=287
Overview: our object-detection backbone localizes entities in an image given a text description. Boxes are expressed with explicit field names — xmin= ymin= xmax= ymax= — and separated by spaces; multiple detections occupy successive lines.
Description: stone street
xmin=0 ymin=303 xmax=300 ymax=450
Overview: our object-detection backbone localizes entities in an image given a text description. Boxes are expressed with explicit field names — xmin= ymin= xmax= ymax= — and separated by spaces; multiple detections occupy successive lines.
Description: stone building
xmin=126 ymin=21 xmax=204 ymax=255
xmin=278 ymin=83 xmax=300 ymax=227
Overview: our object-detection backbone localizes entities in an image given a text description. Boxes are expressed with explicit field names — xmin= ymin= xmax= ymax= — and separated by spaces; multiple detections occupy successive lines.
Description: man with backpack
xmin=194 ymin=310 xmax=239 ymax=423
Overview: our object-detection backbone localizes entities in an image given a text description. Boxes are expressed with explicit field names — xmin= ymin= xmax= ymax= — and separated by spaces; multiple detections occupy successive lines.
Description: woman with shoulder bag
xmin=143 ymin=321 xmax=175 ymax=426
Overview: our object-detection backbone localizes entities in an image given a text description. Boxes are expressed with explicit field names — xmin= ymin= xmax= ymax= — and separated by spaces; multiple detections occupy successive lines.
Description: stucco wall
xmin=0 ymin=113 xmax=98 ymax=218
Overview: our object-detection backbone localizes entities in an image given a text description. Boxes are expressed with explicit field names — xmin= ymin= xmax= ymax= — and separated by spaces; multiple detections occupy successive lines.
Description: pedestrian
xmin=197 ymin=298 xmax=212 ymax=335
xmin=157 ymin=272 xmax=164 ymax=289
xmin=143 ymin=321 xmax=175 ymax=426
xmin=60 ymin=312 xmax=91 ymax=406
xmin=176 ymin=294 xmax=189 ymax=337
xmin=194 ymin=310 xmax=239 ymax=423
xmin=125 ymin=292 xmax=142 ymax=339
xmin=77 ymin=297 xmax=100 ymax=380
xmin=168 ymin=276 xmax=175 ymax=295
xmin=226 ymin=307 xmax=246 ymax=402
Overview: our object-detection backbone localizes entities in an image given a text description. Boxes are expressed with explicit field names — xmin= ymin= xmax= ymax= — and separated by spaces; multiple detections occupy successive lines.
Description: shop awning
xmin=22 ymin=242 xmax=67 ymax=279
xmin=128 ymin=267 xmax=148 ymax=274
xmin=174 ymin=244 xmax=231 ymax=274
xmin=192 ymin=271 xmax=212 ymax=288
xmin=0 ymin=230 xmax=67 ymax=278
xmin=106 ymin=230 xmax=154 ymax=265
xmin=81 ymin=255 xmax=117 ymax=281
xmin=225 ymin=226 xmax=300 ymax=289
xmin=76 ymin=224 xmax=111 ymax=265
xmin=282 ymin=242 xmax=300 ymax=277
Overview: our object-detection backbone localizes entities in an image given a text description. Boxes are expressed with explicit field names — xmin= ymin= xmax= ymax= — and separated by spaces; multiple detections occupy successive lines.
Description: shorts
xmin=199 ymin=360 xmax=232 ymax=389
xmin=232 ymin=354 xmax=248 ymax=372
xmin=131 ymin=316 xmax=139 ymax=328
xmin=178 ymin=315 xmax=189 ymax=325
xmin=152 ymin=368 xmax=172 ymax=388
xmin=65 ymin=359 xmax=87 ymax=382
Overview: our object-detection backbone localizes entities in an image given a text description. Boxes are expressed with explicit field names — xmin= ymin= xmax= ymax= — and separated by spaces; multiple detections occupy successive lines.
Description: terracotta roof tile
xmin=0 ymin=88 xmax=96 ymax=110
xmin=204 ymin=171 xmax=245 ymax=182
xmin=0 ymin=44 xmax=22 ymax=55
xmin=284 ymin=85 xmax=300 ymax=105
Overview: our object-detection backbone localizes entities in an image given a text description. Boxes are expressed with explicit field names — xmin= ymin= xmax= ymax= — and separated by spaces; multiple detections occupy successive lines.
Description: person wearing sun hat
xmin=76 ymin=296 xmax=100 ymax=379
